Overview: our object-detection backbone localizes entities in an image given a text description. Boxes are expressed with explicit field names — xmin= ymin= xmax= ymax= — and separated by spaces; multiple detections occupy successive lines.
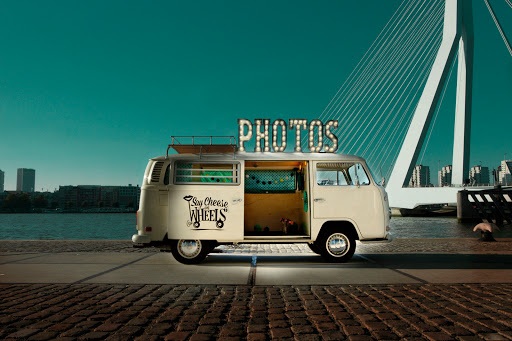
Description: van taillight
xmin=145 ymin=226 xmax=152 ymax=232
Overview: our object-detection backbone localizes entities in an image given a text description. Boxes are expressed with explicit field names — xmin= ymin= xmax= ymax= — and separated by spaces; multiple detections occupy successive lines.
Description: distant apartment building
xmin=119 ymin=184 xmax=141 ymax=208
xmin=469 ymin=165 xmax=490 ymax=186
xmin=409 ymin=165 xmax=431 ymax=187
xmin=100 ymin=186 xmax=119 ymax=207
xmin=438 ymin=165 xmax=452 ymax=187
xmin=16 ymin=168 xmax=36 ymax=192
xmin=0 ymin=169 xmax=4 ymax=192
xmin=58 ymin=185 xmax=140 ymax=209
xmin=498 ymin=160 xmax=512 ymax=185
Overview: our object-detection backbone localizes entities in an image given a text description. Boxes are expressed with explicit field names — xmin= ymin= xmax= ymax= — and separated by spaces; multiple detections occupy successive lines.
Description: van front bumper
xmin=132 ymin=233 xmax=151 ymax=244
xmin=359 ymin=232 xmax=393 ymax=244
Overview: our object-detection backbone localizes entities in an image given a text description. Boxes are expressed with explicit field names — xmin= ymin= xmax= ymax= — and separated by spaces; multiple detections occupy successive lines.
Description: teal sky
xmin=1 ymin=0 xmax=511 ymax=191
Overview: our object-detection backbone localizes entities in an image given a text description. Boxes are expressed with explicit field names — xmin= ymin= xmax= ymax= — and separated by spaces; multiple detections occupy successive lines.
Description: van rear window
xmin=174 ymin=162 xmax=240 ymax=185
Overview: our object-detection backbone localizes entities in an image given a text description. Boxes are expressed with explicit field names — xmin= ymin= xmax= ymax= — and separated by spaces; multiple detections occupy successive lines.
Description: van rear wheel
xmin=171 ymin=239 xmax=214 ymax=264
xmin=317 ymin=230 xmax=356 ymax=263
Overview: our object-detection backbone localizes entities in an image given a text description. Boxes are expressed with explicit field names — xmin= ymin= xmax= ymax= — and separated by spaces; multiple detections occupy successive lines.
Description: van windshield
xmin=316 ymin=162 xmax=370 ymax=186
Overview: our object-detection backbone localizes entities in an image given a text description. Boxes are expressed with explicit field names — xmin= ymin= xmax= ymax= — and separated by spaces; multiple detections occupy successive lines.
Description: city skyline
xmin=1 ymin=1 xmax=511 ymax=191
xmin=2 ymin=158 xmax=511 ymax=192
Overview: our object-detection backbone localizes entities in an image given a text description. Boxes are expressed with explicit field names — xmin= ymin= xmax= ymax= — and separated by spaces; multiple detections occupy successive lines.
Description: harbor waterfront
xmin=1 ymin=213 xmax=512 ymax=240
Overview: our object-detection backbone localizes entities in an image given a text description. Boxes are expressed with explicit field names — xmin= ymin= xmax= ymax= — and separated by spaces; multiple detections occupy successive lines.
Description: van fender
xmin=313 ymin=220 xmax=362 ymax=242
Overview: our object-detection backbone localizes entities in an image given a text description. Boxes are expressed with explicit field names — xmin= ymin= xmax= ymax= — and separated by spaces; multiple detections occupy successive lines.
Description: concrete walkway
xmin=2 ymin=252 xmax=512 ymax=285
xmin=1 ymin=238 xmax=512 ymax=285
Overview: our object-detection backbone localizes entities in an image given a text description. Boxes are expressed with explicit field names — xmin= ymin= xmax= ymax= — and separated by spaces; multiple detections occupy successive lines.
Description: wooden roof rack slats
xmin=167 ymin=136 xmax=238 ymax=158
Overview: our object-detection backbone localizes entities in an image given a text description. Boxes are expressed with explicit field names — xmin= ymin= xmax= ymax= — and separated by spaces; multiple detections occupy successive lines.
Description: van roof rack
xmin=167 ymin=136 xmax=238 ymax=158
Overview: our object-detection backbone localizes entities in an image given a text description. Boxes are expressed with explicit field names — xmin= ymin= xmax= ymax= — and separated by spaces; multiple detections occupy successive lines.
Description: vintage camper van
xmin=132 ymin=136 xmax=391 ymax=264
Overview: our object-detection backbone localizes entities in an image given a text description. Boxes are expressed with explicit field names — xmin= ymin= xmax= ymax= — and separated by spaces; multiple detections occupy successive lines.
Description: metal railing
xmin=459 ymin=186 xmax=512 ymax=225
xmin=170 ymin=136 xmax=237 ymax=146
xmin=166 ymin=136 xmax=238 ymax=158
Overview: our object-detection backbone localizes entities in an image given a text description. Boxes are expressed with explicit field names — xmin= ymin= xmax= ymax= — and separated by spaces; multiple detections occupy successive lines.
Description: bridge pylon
xmin=387 ymin=0 xmax=473 ymax=209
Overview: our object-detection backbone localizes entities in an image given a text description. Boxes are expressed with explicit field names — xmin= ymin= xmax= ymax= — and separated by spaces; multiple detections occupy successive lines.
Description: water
xmin=0 ymin=214 xmax=511 ymax=240
xmin=391 ymin=216 xmax=512 ymax=238
xmin=0 ymin=213 xmax=136 ymax=240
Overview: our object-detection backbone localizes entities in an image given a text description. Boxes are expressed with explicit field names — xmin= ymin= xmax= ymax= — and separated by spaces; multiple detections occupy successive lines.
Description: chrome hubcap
xmin=177 ymin=240 xmax=201 ymax=259
xmin=326 ymin=233 xmax=349 ymax=257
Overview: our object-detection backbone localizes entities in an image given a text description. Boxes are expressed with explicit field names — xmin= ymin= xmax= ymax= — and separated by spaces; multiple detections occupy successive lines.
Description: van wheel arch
xmin=318 ymin=221 xmax=360 ymax=240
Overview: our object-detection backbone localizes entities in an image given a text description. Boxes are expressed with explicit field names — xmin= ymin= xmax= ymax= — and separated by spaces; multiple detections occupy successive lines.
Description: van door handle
xmin=232 ymin=198 xmax=242 ymax=203
xmin=314 ymin=198 xmax=325 ymax=202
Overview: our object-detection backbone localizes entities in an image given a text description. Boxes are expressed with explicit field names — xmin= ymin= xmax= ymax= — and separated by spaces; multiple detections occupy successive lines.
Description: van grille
xmin=151 ymin=161 xmax=164 ymax=183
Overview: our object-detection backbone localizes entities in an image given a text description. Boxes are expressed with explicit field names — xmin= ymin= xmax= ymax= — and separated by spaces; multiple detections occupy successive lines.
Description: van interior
xmin=243 ymin=161 xmax=310 ymax=238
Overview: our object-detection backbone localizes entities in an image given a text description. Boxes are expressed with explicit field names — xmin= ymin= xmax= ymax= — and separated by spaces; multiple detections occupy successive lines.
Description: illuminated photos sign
xmin=238 ymin=119 xmax=339 ymax=153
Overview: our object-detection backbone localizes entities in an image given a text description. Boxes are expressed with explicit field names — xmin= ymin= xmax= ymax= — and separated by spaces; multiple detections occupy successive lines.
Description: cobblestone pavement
xmin=1 ymin=238 xmax=512 ymax=254
xmin=1 ymin=283 xmax=512 ymax=341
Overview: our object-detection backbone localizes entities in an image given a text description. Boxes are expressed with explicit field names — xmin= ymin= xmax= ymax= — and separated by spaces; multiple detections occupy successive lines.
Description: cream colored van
xmin=132 ymin=139 xmax=391 ymax=264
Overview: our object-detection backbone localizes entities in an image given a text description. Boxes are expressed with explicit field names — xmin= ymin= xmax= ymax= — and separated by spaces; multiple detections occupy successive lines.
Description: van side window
xmin=174 ymin=162 xmax=240 ymax=185
xmin=316 ymin=162 xmax=370 ymax=186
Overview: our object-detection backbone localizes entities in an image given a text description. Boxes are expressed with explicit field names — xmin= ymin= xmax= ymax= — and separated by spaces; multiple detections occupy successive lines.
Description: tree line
xmin=1 ymin=193 xmax=56 ymax=212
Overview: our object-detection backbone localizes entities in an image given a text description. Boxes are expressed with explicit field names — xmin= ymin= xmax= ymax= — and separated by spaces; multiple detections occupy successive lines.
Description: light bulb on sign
xmin=308 ymin=120 xmax=323 ymax=152
xmin=289 ymin=119 xmax=307 ymax=152
xmin=254 ymin=119 xmax=270 ymax=152
xmin=238 ymin=119 xmax=253 ymax=152
xmin=272 ymin=119 xmax=287 ymax=152
xmin=324 ymin=120 xmax=339 ymax=152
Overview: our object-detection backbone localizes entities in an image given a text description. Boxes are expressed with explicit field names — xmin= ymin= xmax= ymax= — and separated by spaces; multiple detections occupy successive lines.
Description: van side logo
xmin=183 ymin=195 xmax=228 ymax=229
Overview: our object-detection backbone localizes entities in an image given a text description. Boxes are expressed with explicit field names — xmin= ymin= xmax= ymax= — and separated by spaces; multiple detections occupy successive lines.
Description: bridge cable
xmin=314 ymin=2 xmax=418 ymax=125
xmin=505 ymin=0 xmax=512 ymax=10
xmin=309 ymin=1 xmax=420 ymax=151
xmin=333 ymin=1 xmax=440 ymax=152
xmin=383 ymin=56 xmax=438 ymax=182
xmin=348 ymin=13 xmax=443 ymax=159
xmin=314 ymin=0 xmax=413 ymax=127
xmin=347 ymin=1 xmax=443 ymax=171
xmin=304 ymin=0 xmax=421 ymax=148
xmin=378 ymin=41 xmax=441 ymax=180
xmin=331 ymin=1 xmax=436 ymax=151
xmin=419 ymin=53 xmax=459 ymax=166
xmin=362 ymin=17 xmax=444 ymax=161
xmin=346 ymin=6 xmax=445 ymax=155
xmin=326 ymin=0 xmax=428 ymax=140
xmin=339 ymin=2 xmax=443 ymax=155
xmin=484 ymin=0 xmax=512 ymax=57
xmin=381 ymin=49 xmax=440 ymax=181
xmin=368 ymin=29 xmax=442 ymax=174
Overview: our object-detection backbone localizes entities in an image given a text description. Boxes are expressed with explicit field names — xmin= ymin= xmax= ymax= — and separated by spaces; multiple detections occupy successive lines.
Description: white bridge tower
xmin=386 ymin=0 xmax=474 ymax=209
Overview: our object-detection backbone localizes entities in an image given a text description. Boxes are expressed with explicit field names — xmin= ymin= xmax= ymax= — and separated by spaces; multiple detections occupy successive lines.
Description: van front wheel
xmin=171 ymin=239 xmax=212 ymax=264
xmin=317 ymin=230 xmax=356 ymax=263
